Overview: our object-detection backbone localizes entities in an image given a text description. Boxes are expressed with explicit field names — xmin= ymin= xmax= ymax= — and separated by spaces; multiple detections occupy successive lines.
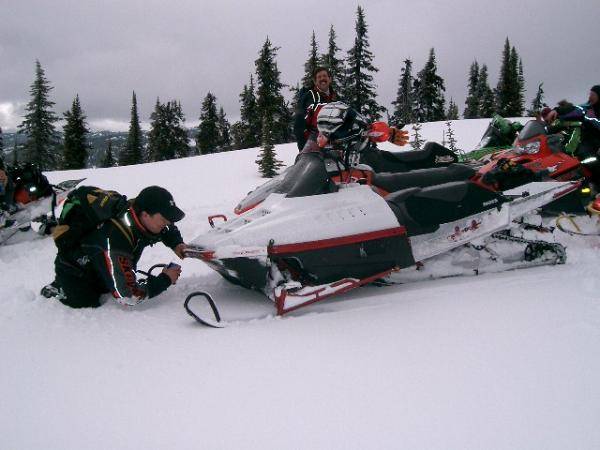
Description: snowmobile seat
xmin=374 ymin=163 xmax=476 ymax=193
xmin=387 ymin=142 xmax=457 ymax=163
xmin=386 ymin=181 xmax=504 ymax=236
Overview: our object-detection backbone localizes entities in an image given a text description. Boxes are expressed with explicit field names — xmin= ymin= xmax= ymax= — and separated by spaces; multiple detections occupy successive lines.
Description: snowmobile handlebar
xmin=208 ymin=214 xmax=228 ymax=228
xmin=136 ymin=263 xmax=167 ymax=277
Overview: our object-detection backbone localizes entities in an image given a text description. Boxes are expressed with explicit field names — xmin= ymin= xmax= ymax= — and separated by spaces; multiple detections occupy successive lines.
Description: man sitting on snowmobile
xmin=313 ymin=101 xmax=441 ymax=171
xmin=294 ymin=66 xmax=339 ymax=151
xmin=42 ymin=186 xmax=189 ymax=308
xmin=543 ymin=85 xmax=600 ymax=159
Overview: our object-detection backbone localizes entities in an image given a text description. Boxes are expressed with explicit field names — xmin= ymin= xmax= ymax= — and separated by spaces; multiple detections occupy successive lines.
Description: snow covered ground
xmin=1 ymin=119 xmax=599 ymax=449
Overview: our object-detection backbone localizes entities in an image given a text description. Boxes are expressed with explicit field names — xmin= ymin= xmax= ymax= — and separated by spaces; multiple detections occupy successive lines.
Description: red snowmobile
xmin=470 ymin=119 xmax=596 ymax=213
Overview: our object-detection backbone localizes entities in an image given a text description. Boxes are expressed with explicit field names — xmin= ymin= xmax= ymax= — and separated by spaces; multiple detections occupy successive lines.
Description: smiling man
xmin=293 ymin=66 xmax=339 ymax=151
xmin=42 ymin=185 xmax=188 ymax=308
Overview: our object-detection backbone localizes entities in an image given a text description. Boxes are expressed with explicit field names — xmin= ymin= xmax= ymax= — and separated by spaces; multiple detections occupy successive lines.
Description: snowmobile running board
xmin=274 ymin=268 xmax=397 ymax=315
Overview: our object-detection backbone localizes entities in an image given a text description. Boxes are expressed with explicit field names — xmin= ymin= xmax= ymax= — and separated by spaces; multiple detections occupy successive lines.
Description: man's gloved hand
xmin=174 ymin=243 xmax=188 ymax=259
xmin=162 ymin=264 xmax=182 ymax=285
xmin=388 ymin=127 xmax=410 ymax=146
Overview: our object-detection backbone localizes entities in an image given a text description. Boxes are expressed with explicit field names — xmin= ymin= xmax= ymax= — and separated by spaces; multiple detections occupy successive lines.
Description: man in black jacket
xmin=294 ymin=67 xmax=338 ymax=151
xmin=44 ymin=186 xmax=188 ymax=308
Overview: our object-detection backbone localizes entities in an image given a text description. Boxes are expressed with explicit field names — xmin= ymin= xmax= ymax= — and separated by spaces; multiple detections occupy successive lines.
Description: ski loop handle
xmin=208 ymin=214 xmax=227 ymax=228
xmin=184 ymin=291 xmax=224 ymax=328
xmin=136 ymin=263 xmax=167 ymax=277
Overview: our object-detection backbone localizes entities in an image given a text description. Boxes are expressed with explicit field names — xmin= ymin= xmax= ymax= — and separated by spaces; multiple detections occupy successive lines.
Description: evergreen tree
xmin=495 ymin=38 xmax=525 ymax=117
xmin=18 ymin=60 xmax=59 ymax=169
xmin=236 ymin=75 xmax=260 ymax=149
xmin=62 ymin=95 xmax=90 ymax=169
xmin=302 ymin=31 xmax=319 ymax=88
xmin=255 ymin=114 xmax=283 ymax=178
xmin=170 ymin=100 xmax=190 ymax=158
xmin=463 ymin=61 xmax=480 ymax=118
xmin=102 ymin=139 xmax=116 ymax=168
xmin=515 ymin=55 xmax=526 ymax=116
xmin=445 ymin=120 xmax=459 ymax=154
xmin=476 ymin=64 xmax=496 ymax=117
xmin=196 ymin=92 xmax=220 ymax=154
xmin=148 ymin=99 xmax=189 ymax=160
xmin=414 ymin=48 xmax=446 ymax=122
xmin=320 ymin=25 xmax=344 ymax=94
xmin=344 ymin=6 xmax=384 ymax=120
xmin=254 ymin=37 xmax=287 ymax=142
xmin=217 ymin=107 xmax=231 ymax=151
xmin=527 ymin=82 xmax=545 ymax=116
xmin=410 ymin=122 xmax=424 ymax=150
xmin=148 ymin=99 xmax=169 ymax=160
xmin=390 ymin=59 xmax=415 ymax=126
xmin=119 ymin=91 xmax=144 ymax=165
xmin=446 ymin=98 xmax=459 ymax=120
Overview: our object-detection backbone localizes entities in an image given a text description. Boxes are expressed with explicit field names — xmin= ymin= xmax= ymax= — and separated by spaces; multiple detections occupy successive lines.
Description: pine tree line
xmin=10 ymin=18 xmax=543 ymax=172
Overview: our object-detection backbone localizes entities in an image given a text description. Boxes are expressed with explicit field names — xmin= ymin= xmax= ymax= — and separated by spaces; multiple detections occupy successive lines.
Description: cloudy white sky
xmin=1 ymin=0 xmax=598 ymax=131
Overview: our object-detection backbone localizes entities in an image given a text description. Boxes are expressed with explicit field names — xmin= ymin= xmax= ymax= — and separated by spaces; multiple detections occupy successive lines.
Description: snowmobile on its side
xmin=0 ymin=166 xmax=85 ymax=246
xmin=184 ymin=103 xmax=578 ymax=324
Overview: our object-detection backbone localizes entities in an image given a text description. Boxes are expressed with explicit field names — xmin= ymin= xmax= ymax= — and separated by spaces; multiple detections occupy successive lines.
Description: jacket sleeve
xmin=160 ymin=224 xmax=184 ymax=249
xmin=293 ymin=91 xmax=311 ymax=150
xmin=92 ymin=227 xmax=172 ymax=306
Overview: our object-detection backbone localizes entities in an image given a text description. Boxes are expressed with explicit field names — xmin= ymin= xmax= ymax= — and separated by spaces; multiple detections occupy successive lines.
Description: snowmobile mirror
xmin=184 ymin=292 xmax=224 ymax=328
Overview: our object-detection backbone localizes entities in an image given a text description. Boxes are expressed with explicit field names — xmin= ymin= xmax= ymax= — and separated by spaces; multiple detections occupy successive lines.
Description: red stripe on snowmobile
xmin=234 ymin=200 xmax=263 ymax=215
xmin=552 ymin=181 xmax=582 ymax=199
xmin=275 ymin=268 xmax=396 ymax=315
xmin=268 ymin=226 xmax=407 ymax=255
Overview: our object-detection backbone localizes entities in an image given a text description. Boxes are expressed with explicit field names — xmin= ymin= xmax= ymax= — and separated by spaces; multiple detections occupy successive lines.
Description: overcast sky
xmin=1 ymin=0 xmax=599 ymax=131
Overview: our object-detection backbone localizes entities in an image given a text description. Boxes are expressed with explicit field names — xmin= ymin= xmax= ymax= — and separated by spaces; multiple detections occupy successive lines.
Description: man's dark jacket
xmin=293 ymin=87 xmax=337 ymax=150
xmin=55 ymin=204 xmax=183 ymax=307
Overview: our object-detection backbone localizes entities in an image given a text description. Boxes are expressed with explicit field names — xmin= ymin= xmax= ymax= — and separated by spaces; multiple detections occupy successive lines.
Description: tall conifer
xmin=414 ymin=48 xmax=446 ymax=122
xmin=62 ymin=94 xmax=89 ymax=169
xmin=344 ymin=6 xmax=384 ymax=120
xmin=196 ymin=92 xmax=220 ymax=155
xmin=119 ymin=91 xmax=143 ymax=165
xmin=464 ymin=61 xmax=480 ymax=118
xmin=390 ymin=59 xmax=415 ymax=126
xmin=18 ymin=60 xmax=59 ymax=169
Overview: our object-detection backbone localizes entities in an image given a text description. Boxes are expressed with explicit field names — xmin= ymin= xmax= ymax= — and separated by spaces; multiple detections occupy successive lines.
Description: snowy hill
xmin=1 ymin=119 xmax=599 ymax=450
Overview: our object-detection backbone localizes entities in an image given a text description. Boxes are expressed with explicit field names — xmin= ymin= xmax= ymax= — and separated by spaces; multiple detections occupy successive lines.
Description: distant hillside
xmin=1 ymin=129 xmax=197 ymax=167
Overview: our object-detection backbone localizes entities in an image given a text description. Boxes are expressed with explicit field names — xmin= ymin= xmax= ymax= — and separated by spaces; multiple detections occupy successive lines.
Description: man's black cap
xmin=135 ymin=186 xmax=185 ymax=223
xmin=591 ymin=85 xmax=600 ymax=97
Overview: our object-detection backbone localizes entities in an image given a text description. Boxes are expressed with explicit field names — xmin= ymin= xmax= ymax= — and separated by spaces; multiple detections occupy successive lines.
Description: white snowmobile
xmin=184 ymin=103 xmax=579 ymax=324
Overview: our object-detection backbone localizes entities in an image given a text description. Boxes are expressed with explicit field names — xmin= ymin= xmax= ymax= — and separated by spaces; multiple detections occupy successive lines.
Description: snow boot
xmin=40 ymin=280 xmax=65 ymax=301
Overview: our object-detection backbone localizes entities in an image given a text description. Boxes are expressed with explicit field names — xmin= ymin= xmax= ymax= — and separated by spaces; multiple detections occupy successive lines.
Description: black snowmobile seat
xmin=373 ymin=163 xmax=476 ymax=193
xmin=386 ymin=181 xmax=504 ymax=235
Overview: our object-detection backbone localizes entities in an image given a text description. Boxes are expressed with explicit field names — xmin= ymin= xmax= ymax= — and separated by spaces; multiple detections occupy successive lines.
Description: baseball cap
xmin=135 ymin=186 xmax=185 ymax=223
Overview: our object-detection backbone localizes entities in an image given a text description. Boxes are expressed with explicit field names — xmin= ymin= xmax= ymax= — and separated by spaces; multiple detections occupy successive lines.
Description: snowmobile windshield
xmin=235 ymin=153 xmax=336 ymax=212
xmin=281 ymin=152 xmax=336 ymax=198
xmin=476 ymin=123 xmax=503 ymax=149
xmin=517 ymin=121 xmax=547 ymax=142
